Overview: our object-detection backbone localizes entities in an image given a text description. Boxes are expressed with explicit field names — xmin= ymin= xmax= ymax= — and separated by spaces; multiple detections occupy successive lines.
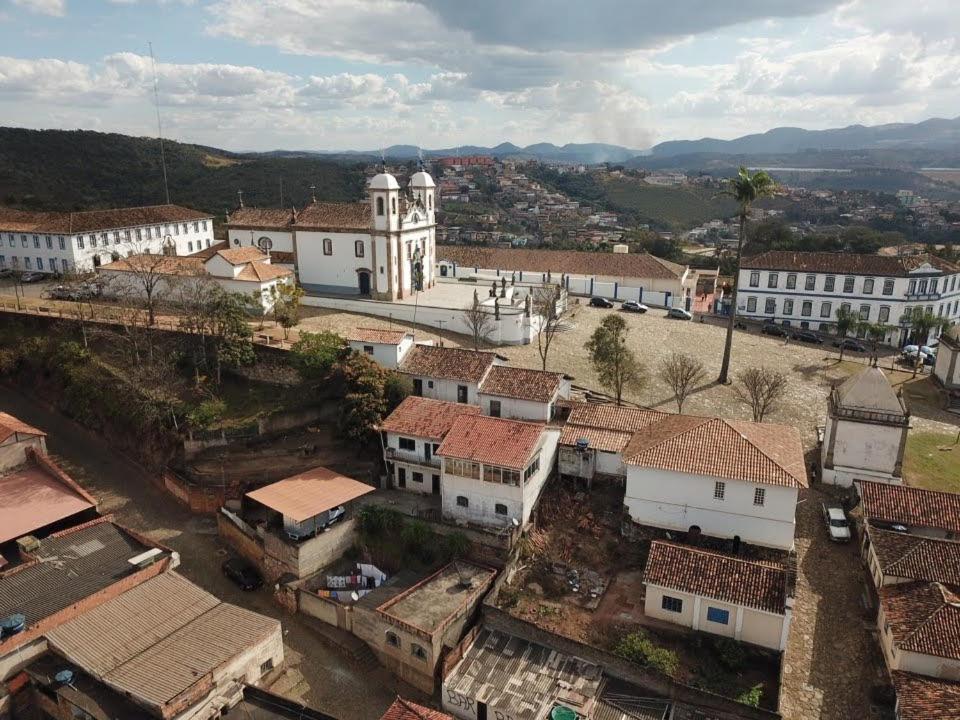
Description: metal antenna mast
xmin=148 ymin=42 xmax=171 ymax=204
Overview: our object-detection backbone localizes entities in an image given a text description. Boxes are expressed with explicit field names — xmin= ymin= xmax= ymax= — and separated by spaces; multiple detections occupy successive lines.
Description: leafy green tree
xmin=270 ymin=283 xmax=305 ymax=340
xmin=586 ymin=314 xmax=647 ymax=405
xmin=833 ymin=306 xmax=859 ymax=362
xmin=614 ymin=631 xmax=680 ymax=677
xmin=208 ymin=290 xmax=255 ymax=385
xmin=335 ymin=352 xmax=403 ymax=443
xmin=863 ymin=322 xmax=894 ymax=366
xmin=718 ymin=167 xmax=775 ymax=384
xmin=290 ymin=331 xmax=347 ymax=381
xmin=187 ymin=398 xmax=227 ymax=430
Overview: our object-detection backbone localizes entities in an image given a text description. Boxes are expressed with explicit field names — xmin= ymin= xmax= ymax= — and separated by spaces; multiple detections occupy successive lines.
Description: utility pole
xmin=148 ymin=42 xmax=170 ymax=205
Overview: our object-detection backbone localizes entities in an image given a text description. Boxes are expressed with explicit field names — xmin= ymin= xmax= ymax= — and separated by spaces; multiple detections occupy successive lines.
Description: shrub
xmin=735 ymin=684 xmax=764 ymax=708
xmin=713 ymin=637 xmax=747 ymax=672
xmin=443 ymin=531 xmax=470 ymax=560
xmin=290 ymin=331 xmax=346 ymax=381
xmin=187 ymin=398 xmax=227 ymax=430
xmin=614 ymin=631 xmax=680 ymax=678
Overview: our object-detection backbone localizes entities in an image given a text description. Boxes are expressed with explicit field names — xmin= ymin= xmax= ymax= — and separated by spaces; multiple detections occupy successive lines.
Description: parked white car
xmin=822 ymin=503 xmax=851 ymax=543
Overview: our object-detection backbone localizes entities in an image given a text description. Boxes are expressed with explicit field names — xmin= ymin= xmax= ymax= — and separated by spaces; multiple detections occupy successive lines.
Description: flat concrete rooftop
xmin=377 ymin=561 xmax=495 ymax=634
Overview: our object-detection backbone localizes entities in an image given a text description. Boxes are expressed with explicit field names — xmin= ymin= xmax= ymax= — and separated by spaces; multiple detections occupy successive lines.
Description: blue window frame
xmin=707 ymin=607 xmax=730 ymax=625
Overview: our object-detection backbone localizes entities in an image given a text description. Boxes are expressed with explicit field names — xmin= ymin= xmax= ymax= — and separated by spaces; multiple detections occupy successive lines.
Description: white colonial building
xmin=821 ymin=366 xmax=910 ymax=487
xmin=0 ymin=204 xmax=214 ymax=275
xmin=737 ymin=251 xmax=960 ymax=345
xmin=399 ymin=345 xmax=503 ymax=405
xmin=623 ymin=415 xmax=807 ymax=551
xmin=379 ymin=396 xmax=480 ymax=496
xmin=346 ymin=327 xmax=417 ymax=370
xmin=226 ymin=169 xmax=437 ymax=300
xmin=437 ymin=414 xmax=559 ymax=529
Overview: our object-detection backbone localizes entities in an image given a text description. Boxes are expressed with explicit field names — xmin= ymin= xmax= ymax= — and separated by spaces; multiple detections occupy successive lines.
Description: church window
xmin=428 ymin=193 xmax=433 ymax=210
xmin=376 ymin=197 xmax=384 ymax=216
xmin=355 ymin=241 xmax=364 ymax=258
xmin=392 ymin=198 xmax=397 ymax=214
xmin=323 ymin=238 xmax=332 ymax=256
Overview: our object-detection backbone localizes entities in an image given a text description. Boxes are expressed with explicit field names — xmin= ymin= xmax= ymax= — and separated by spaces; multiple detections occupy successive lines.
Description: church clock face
xmin=257 ymin=236 xmax=274 ymax=251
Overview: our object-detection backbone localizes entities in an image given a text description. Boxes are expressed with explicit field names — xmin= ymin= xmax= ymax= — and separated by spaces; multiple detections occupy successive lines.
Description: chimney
xmin=237 ymin=189 xmax=244 ymax=208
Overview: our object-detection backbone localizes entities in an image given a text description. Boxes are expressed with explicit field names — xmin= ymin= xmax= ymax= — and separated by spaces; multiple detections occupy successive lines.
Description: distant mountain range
xmin=298 ymin=142 xmax=642 ymax=165
xmin=648 ymin=117 xmax=960 ymax=158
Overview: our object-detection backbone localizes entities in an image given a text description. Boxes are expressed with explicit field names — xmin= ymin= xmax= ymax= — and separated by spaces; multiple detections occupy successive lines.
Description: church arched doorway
xmin=358 ymin=270 xmax=371 ymax=295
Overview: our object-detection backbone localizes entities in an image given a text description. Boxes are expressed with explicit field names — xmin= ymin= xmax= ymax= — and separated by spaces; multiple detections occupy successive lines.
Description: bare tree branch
xmin=658 ymin=352 xmax=706 ymax=413
xmin=733 ymin=366 xmax=788 ymax=422
xmin=534 ymin=284 xmax=568 ymax=371
xmin=462 ymin=294 xmax=496 ymax=350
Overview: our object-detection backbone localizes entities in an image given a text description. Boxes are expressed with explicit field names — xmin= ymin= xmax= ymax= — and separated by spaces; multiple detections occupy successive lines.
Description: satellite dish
xmin=350 ymin=591 xmax=360 ymax=602
xmin=511 ymin=518 xmax=520 ymax=528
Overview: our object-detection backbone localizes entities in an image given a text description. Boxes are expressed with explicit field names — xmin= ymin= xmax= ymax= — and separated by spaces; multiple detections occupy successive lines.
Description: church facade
xmin=225 ymin=170 xmax=437 ymax=301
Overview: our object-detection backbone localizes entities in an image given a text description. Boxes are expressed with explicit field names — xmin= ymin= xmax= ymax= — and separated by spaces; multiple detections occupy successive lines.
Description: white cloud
xmin=11 ymin=0 xmax=65 ymax=17
xmin=0 ymin=56 xmax=93 ymax=96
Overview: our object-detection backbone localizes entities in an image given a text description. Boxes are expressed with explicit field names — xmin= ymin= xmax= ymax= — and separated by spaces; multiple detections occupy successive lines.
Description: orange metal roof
xmin=245 ymin=466 xmax=375 ymax=522
xmin=0 ymin=459 xmax=96 ymax=543
xmin=0 ymin=411 xmax=45 ymax=443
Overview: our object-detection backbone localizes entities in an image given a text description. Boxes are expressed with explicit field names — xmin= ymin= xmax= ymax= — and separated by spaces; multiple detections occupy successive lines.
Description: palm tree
xmin=907 ymin=309 xmax=949 ymax=377
xmin=718 ymin=167 xmax=775 ymax=384
xmin=863 ymin=322 xmax=893 ymax=367
xmin=833 ymin=306 xmax=859 ymax=362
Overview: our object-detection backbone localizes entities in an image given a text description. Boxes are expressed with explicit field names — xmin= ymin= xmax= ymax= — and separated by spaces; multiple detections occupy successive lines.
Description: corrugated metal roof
xmin=47 ymin=572 xmax=281 ymax=709
xmin=0 ymin=461 xmax=96 ymax=544
xmin=245 ymin=466 xmax=375 ymax=522
xmin=0 ymin=521 xmax=151 ymax=626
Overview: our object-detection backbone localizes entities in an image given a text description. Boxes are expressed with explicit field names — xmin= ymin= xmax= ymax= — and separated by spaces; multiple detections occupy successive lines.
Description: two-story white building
xmin=226 ymin=169 xmax=437 ymax=300
xmin=437 ymin=414 xmax=560 ymax=529
xmin=623 ymin=415 xmax=807 ymax=551
xmin=0 ymin=204 xmax=215 ymax=275
xmin=379 ymin=396 xmax=481 ymax=496
xmin=399 ymin=345 xmax=503 ymax=405
xmin=822 ymin=366 xmax=910 ymax=487
xmin=476 ymin=365 xmax=570 ymax=421
xmin=738 ymin=251 xmax=960 ymax=345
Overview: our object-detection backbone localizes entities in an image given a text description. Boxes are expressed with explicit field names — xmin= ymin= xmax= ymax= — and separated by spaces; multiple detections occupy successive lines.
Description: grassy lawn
xmin=214 ymin=375 xmax=310 ymax=428
xmin=904 ymin=431 xmax=960 ymax=492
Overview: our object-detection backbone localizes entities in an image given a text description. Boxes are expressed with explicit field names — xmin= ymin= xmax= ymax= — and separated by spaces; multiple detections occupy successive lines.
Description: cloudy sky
xmin=0 ymin=0 xmax=957 ymax=152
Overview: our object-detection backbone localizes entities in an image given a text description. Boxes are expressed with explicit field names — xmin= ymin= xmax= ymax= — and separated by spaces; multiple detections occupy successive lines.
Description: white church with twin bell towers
xmin=225 ymin=164 xmax=437 ymax=300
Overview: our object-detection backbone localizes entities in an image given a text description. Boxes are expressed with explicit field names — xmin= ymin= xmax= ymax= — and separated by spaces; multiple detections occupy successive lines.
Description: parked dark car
xmin=222 ymin=557 xmax=263 ymax=591
xmin=792 ymin=330 xmax=823 ymax=344
xmin=19 ymin=271 xmax=45 ymax=283
xmin=0 ymin=268 xmax=13 ymax=278
xmin=761 ymin=322 xmax=788 ymax=337
xmin=621 ymin=300 xmax=649 ymax=313
xmin=832 ymin=338 xmax=867 ymax=353
xmin=589 ymin=296 xmax=615 ymax=308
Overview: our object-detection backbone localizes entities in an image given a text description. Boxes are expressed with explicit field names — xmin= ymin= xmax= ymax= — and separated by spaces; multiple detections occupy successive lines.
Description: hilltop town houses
xmin=737 ymin=251 xmax=960 ymax=345
xmin=0 ymin=205 xmax=215 ymax=274
xmin=226 ymin=169 xmax=437 ymax=300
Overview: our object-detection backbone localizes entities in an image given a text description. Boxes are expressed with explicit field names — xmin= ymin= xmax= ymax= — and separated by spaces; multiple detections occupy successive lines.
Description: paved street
xmin=0 ymin=387 xmax=418 ymax=720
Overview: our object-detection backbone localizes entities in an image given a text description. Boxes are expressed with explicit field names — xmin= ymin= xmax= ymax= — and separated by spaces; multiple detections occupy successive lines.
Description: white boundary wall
xmin=301 ymin=295 xmax=540 ymax=345
xmin=435 ymin=262 xmax=680 ymax=308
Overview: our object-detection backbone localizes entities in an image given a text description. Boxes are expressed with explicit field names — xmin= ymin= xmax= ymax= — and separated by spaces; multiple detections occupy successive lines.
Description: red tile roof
xmin=245 ymin=466 xmax=374 ymax=522
xmin=400 ymin=346 xmax=497 ymax=384
xmin=741 ymin=250 xmax=960 ymax=276
xmin=892 ymin=672 xmax=960 ymax=720
xmin=348 ymin=327 xmax=411 ymax=345
xmin=295 ymin=201 xmax=371 ymax=230
xmin=100 ymin=254 xmax=205 ymax=276
xmin=880 ymin=581 xmax=960 ymax=661
xmin=234 ymin=261 xmax=293 ymax=282
xmin=216 ymin=247 xmax=267 ymax=265
xmin=437 ymin=415 xmax=545 ymax=470
xmin=643 ymin=541 xmax=787 ymax=614
xmin=438 ymin=245 xmax=685 ymax=280
xmin=0 ymin=204 xmax=210 ymax=234
xmin=623 ymin=416 xmax=807 ymax=488
xmin=226 ymin=207 xmax=295 ymax=229
xmin=380 ymin=397 xmax=481 ymax=441
xmin=0 ymin=412 xmax=45 ymax=443
xmin=868 ymin=527 xmax=960 ymax=586
xmin=479 ymin=365 xmax=563 ymax=403
xmin=857 ymin=481 xmax=960 ymax=534
xmin=380 ymin=698 xmax=453 ymax=720
xmin=558 ymin=403 xmax=669 ymax=452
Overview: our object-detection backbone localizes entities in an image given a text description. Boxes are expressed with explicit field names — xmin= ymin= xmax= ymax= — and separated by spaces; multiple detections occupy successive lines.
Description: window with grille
xmin=749 ymin=272 xmax=760 ymax=287
xmin=805 ymin=275 xmax=816 ymax=290
xmin=786 ymin=274 xmax=797 ymax=289
xmin=714 ymin=481 xmax=725 ymax=500
xmin=754 ymin=487 xmax=766 ymax=506
xmin=661 ymin=596 xmax=683 ymax=613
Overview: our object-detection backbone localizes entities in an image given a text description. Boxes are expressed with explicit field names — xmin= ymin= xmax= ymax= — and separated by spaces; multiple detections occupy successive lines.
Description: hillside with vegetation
xmin=0 ymin=127 xmax=367 ymax=216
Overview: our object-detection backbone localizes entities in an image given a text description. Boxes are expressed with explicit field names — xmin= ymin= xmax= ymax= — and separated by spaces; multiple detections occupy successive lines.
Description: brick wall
xmin=217 ymin=511 xmax=266 ymax=569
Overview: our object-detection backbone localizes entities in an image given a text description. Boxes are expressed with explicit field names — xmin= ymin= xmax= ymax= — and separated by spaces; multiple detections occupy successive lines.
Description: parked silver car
xmin=822 ymin=503 xmax=851 ymax=543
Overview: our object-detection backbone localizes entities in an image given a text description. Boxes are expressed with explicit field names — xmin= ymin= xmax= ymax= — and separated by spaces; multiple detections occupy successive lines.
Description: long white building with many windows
xmin=738 ymin=251 xmax=960 ymax=345
xmin=0 ymin=204 xmax=214 ymax=275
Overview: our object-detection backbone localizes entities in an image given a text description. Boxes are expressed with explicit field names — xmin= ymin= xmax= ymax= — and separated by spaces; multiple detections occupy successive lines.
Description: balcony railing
xmin=905 ymin=292 xmax=941 ymax=301
xmin=385 ymin=447 xmax=441 ymax=468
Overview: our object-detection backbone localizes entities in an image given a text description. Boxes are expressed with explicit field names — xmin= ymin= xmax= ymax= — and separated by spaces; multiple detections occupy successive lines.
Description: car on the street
xmin=822 ymin=503 xmax=851 ymax=543
xmin=19 ymin=271 xmax=45 ymax=283
xmin=0 ymin=268 xmax=13 ymax=278
xmin=47 ymin=285 xmax=96 ymax=301
xmin=900 ymin=345 xmax=934 ymax=366
xmin=832 ymin=338 xmax=867 ymax=353
xmin=621 ymin=300 xmax=649 ymax=313
xmin=589 ymin=296 xmax=615 ymax=308
xmin=221 ymin=557 xmax=263 ymax=591
xmin=761 ymin=322 xmax=788 ymax=337
xmin=666 ymin=307 xmax=693 ymax=320
xmin=792 ymin=329 xmax=823 ymax=344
